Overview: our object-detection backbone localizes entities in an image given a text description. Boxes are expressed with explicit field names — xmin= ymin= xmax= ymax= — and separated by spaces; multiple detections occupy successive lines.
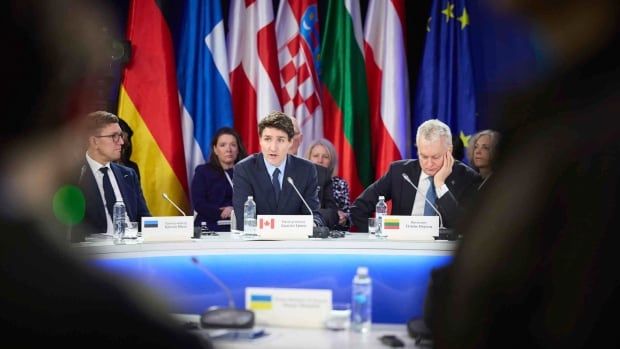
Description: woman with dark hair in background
xmin=191 ymin=127 xmax=247 ymax=231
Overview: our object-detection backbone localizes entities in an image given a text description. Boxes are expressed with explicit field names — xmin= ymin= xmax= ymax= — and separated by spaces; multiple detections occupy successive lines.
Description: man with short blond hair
xmin=75 ymin=111 xmax=150 ymax=240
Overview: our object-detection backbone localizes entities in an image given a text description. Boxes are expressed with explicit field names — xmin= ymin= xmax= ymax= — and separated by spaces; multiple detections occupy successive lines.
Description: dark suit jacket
xmin=315 ymin=164 xmax=339 ymax=229
xmin=233 ymin=153 xmax=323 ymax=230
xmin=191 ymin=163 xmax=233 ymax=231
xmin=74 ymin=162 xmax=150 ymax=241
xmin=350 ymin=159 xmax=481 ymax=231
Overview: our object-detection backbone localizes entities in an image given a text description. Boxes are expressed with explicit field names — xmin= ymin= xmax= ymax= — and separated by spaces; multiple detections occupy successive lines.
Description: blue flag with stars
xmin=413 ymin=0 xmax=476 ymax=152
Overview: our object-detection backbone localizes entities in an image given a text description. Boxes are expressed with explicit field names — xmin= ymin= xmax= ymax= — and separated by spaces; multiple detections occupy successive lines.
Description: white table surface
xmin=173 ymin=314 xmax=420 ymax=349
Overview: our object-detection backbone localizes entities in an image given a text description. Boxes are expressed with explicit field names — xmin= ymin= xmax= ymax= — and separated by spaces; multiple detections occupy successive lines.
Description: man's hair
xmin=416 ymin=119 xmax=453 ymax=148
xmin=86 ymin=111 xmax=119 ymax=136
xmin=258 ymin=111 xmax=295 ymax=140
xmin=466 ymin=129 xmax=501 ymax=169
xmin=305 ymin=138 xmax=338 ymax=177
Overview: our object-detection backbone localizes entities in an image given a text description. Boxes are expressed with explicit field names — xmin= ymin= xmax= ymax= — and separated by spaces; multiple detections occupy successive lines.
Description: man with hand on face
xmin=233 ymin=111 xmax=323 ymax=230
xmin=75 ymin=111 xmax=150 ymax=241
xmin=351 ymin=119 xmax=481 ymax=232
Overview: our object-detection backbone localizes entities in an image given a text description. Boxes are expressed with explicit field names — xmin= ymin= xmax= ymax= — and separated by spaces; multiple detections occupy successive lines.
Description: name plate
xmin=246 ymin=287 xmax=332 ymax=328
xmin=383 ymin=215 xmax=439 ymax=241
xmin=141 ymin=216 xmax=193 ymax=242
xmin=257 ymin=215 xmax=312 ymax=240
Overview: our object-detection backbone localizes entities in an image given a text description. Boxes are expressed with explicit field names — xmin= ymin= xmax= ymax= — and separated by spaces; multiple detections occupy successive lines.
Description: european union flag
xmin=413 ymin=0 xmax=476 ymax=152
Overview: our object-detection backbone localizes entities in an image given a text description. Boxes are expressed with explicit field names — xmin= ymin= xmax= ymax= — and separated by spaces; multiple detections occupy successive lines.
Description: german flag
xmin=117 ymin=0 xmax=189 ymax=216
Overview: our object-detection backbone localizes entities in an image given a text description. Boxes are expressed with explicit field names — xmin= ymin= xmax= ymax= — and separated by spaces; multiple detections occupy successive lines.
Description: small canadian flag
xmin=259 ymin=218 xmax=276 ymax=229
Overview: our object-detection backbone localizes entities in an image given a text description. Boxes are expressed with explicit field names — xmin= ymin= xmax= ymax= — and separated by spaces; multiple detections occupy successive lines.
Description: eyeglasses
xmin=96 ymin=132 xmax=123 ymax=143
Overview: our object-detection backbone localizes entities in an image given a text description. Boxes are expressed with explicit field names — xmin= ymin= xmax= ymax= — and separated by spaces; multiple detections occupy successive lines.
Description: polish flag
xmin=364 ymin=0 xmax=411 ymax=178
xmin=228 ymin=0 xmax=282 ymax=153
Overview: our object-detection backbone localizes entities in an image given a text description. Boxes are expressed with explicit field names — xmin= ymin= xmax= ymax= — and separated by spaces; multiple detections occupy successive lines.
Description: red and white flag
xmin=228 ymin=0 xmax=282 ymax=154
xmin=364 ymin=0 xmax=411 ymax=178
xmin=276 ymin=0 xmax=323 ymax=156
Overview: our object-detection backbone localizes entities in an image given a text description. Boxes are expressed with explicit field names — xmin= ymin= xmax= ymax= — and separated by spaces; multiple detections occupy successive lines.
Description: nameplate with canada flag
xmin=382 ymin=215 xmax=438 ymax=241
xmin=257 ymin=215 xmax=313 ymax=240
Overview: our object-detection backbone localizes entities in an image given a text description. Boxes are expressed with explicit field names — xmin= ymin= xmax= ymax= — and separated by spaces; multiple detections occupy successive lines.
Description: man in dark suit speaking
xmin=233 ymin=111 xmax=323 ymax=230
xmin=351 ymin=119 xmax=481 ymax=232
xmin=75 ymin=111 xmax=150 ymax=240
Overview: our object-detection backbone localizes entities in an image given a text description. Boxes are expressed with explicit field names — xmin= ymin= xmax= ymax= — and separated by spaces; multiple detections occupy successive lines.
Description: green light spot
xmin=52 ymin=185 xmax=85 ymax=226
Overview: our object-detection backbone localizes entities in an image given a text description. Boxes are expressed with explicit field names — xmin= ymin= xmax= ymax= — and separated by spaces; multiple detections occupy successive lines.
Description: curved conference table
xmin=73 ymin=233 xmax=456 ymax=325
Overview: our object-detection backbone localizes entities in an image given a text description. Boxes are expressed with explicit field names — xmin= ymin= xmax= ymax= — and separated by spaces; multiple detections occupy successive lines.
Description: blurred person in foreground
xmin=233 ymin=111 xmax=324 ymax=230
xmin=191 ymin=127 xmax=247 ymax=231
xmin=0 ymin=1 xmax=210 ymax=347
xmin=432 ymin=0 xmax=620 ymax=348
xmin=306 ymin=138 xmax=351 ymax=231
xmin=465 ymin=129 xmax=500 ymax=188
xmin=351 ymin=119 xmax=481 ymax=232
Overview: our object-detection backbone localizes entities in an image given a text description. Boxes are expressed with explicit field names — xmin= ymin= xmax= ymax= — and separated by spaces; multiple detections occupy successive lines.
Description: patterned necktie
xmin=272 ymin=168 xmax=281 ymax=203
xmin=424 ymin=176 xmax=437 ymax=216
xmin=99 ymin=167 xmax=117 ymax=217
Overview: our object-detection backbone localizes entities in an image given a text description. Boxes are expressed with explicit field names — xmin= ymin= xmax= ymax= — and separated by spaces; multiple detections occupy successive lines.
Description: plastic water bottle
xmin=113 ymin=201 xmax=126 ymax=243
xmin=351 ymin=266 xmax=372 ymax=332
xmin=375 ymin=196 xmax=387 ymax=238
xmin=243 ymin=196 xmax=257 ymax=237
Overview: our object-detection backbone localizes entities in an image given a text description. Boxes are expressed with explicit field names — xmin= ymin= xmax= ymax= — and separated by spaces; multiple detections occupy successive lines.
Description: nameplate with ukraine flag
xmin=256 ymin=215 xmax=313 ymax=240
xmin=245 ymin=287 xmax=332 ymax=328
xmin=382 ymin=215 xmax=438 ymax=241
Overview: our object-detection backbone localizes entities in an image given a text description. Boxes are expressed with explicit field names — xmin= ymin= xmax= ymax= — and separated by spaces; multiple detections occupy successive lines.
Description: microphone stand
xmin=191 ymin=257 xmax=255 ymax=329
xmin=286 ymin=177 xmax=329 ymax=238
xmin=401 ymin=173 xmax=456 ymax=240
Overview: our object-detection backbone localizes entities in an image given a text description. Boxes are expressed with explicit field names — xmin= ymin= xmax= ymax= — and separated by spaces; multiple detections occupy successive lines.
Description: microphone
xmin=162 ymin=192 xmax=187 ymax=216
xmin=401 ymin=173 xmax=455 ymax=240
xmin=287 ymin=177 xmax=328 ymax=237
xmin=287 ymin=177 xmax=313 ymax=215
xmin=191 ymin=256 xmax=254 ymax=329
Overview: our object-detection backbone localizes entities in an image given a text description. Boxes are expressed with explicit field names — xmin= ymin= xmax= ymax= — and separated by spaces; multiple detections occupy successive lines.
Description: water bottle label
xmin=354 ymin=293 xmax=367 ymax=304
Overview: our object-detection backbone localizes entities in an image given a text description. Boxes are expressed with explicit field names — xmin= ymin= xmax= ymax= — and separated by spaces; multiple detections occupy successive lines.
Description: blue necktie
xmin=424 ymin=177 xmax=437 ymax=216
xmin=272 ymin=168 xmax=281 ymax=203
xmin=99 ymin=167 xmax=116 ymax=217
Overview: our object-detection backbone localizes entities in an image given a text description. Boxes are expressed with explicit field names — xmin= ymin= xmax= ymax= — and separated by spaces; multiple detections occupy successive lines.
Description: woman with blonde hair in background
xmin=306 ymin=138 xmax=351 ymax=230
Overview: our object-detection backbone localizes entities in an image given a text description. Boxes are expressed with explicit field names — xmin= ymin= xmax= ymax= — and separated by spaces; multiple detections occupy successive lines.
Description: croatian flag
xmin=276 ymin=0 xmax=324 ymax=156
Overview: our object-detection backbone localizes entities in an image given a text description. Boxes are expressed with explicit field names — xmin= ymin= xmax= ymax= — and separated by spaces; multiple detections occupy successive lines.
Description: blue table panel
xmin=92 ymin=253 xmax=452 ymax=324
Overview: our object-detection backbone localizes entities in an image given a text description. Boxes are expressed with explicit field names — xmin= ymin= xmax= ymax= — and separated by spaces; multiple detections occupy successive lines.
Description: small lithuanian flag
xmin=384 ymin=218 xmax=400 ymax=229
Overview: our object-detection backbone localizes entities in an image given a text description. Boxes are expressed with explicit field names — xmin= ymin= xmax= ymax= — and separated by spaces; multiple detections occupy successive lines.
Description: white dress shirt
xmin=411 ymin=172 xmax=449 ymax=216
xmin=86 ymin=153 xmax=124 ymax=235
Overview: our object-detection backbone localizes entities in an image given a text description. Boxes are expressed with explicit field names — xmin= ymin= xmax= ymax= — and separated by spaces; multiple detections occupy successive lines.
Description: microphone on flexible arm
xmin=191 ymin=256 xmax=254 ymax=329
xmin=162 ymin=192 xmax=187 ymax=216
xmin=401 ymin=173 xmax=456 ymax=240
xmin=286 ymin=177 xmax=330 ymax=238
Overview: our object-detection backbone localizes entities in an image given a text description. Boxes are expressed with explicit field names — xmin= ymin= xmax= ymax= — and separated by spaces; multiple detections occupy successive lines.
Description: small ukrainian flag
xmin=249 ymin=295 xmax=273 ymax=310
